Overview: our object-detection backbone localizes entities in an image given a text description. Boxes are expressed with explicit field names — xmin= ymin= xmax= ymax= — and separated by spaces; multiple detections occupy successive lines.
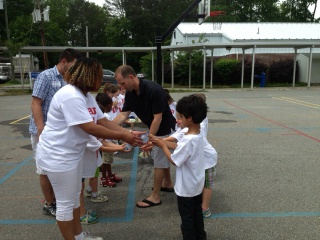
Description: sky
xmin=88 ymin=0 xmax=319 ymax=18
xmin=88 ymin=0 xmax=105 ymax=7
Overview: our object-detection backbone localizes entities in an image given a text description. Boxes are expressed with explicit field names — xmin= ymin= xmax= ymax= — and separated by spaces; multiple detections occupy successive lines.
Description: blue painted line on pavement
xmin=99 ymin=146 xmax=139 ymax=223
xmin=0 ymin=155 xmax=33 ymax=184
xmin=256 ymin=127 xmax=270 ymax=132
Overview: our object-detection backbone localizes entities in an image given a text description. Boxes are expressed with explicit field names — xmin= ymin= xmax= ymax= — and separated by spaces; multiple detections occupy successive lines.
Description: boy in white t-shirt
xmin=151 ymin=95 xmax=208 ymax=240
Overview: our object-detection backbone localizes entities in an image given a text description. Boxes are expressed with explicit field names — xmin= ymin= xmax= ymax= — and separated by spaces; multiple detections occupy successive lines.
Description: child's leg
xmin=101 ymin=164 xmax=107 ymax=179
xmin=106 ymin=164 xmax=112 ymax=176
xmin=202 ymin=188 xmax=213 ymax=210
xmin=202 ymin=167 xmax=215 ymax=217
xmin=90 ymin=178 xmax=98 ymax=195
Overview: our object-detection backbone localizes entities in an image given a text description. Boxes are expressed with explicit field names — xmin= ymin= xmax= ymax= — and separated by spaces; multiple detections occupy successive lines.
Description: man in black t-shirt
xmin=113 ymin=65 xmax=176 ymax=208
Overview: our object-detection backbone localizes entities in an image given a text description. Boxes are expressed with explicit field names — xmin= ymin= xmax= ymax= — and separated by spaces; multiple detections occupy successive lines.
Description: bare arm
xmin=149 ymin=112 xmax=162 ymax=135
xmin=31 ymin=97 xmax=44 ymax=140
xmin=78 ymin=121 xmax=142 ymax=146
xmin=112 ymin=111 xmax=131 ymax=125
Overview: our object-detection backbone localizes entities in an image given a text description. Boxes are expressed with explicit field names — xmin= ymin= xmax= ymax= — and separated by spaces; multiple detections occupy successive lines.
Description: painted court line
xmin=272 ymin=97 xmax=320 ymax=109
xmin=224 ymin=101 xmax=320 ymax=143
xmin=9 ymin=115 xmax=31 ymax=125
xmin=0 ymin=147 xmax=139 ymax=225
xmin=1 ymin=143 xmax=319 ymax=224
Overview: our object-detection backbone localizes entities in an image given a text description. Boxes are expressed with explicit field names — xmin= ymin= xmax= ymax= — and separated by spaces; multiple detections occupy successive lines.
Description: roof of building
xmin=176 ymin=22 xmax=320 ymax=41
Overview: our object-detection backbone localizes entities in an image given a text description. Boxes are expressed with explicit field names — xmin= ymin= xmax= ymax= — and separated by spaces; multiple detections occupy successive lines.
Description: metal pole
xmin=3 ymin=0 xmax=14 ymax=80
xmin=86 ymin=26 xmax=89 ymax=58
xmin=37 ymin=0 xmax=48 ymax=69
xmin=171 ymin=51 xmax=174 ymax=89
xmin=241 ymin=49 xmax=245 ymax=89
xmin=292 ymin=49 xmax=297 ymax=87
xmin=210 ymin=49 xmax=214 ymax=89
xmin=161 ymin=53 xmax=164 ymax=86
xmin=155 ymin=0 xmax=201 ymax=84
xmin=203 ymin=48 xmax=206 ymax=90
xmin=307 ymin=46 xmax=313 ymax=88
xmin=189 ymin=52 xmax=191 ymax=89
xmin=19 ymin=52 xmax=24 ymax=88
xmin=250 ymin=46 xmax=256 ymax=90
xmin=152 ymin=51 xmax=154 ymax=81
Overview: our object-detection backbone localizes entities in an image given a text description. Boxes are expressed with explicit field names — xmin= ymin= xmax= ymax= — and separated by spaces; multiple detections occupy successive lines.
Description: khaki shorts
xmin=102 ymin=152 xmax=114 ymax=164
xmin=31 ymin=134 xmax=46 ymax=175
xmin=151 ymin=141 xmax=172 ymax=168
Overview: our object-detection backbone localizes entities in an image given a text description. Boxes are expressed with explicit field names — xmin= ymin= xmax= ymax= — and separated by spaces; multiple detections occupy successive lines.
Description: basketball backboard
xmin=198 ymin=0 xmax=211 ymax=25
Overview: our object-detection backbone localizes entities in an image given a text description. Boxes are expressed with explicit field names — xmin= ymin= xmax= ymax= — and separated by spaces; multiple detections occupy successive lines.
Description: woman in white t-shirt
xmin=36 ymin=58 xmax=142 ymax=240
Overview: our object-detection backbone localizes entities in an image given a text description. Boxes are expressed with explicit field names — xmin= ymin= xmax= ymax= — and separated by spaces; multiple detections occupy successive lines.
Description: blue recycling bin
xmin=259 ymin=72 xmax=266 ymax=87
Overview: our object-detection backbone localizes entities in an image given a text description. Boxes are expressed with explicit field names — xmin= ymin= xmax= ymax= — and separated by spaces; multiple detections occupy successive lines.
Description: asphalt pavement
xmin=0 ymin=86 xmax=319 ymax=240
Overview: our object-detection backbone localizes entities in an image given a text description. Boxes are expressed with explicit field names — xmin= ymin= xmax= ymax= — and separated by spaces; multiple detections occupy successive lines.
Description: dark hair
xmin=59 ymin=48 xmax=83 ymax=63
xmin=96 ymin=92 xmax=113 ymax=107
xmin=176 ymin=95 xmax=208 ymax=124
xmin=114 ymin=65 xmax=137 ymax=78
xmin=103 ymin=83 xmax=117 ymax=94
xmin=163 ymin=88 xmax=174 ymax=103
xmin=97 ymin=103 xmax=105 ymax=113
xmin=64 ymin=58 xmax=102 ymax=92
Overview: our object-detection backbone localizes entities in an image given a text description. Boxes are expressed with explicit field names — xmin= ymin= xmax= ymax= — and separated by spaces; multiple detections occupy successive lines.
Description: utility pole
xmin=1 ymin=0 xmax=15 ymax=80
xmin=37 ymin=0 xmax=48 ymax=69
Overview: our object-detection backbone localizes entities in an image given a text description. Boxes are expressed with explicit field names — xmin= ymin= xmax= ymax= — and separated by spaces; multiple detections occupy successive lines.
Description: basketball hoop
xmin=210 ymin=11 xmax=226 ymax=30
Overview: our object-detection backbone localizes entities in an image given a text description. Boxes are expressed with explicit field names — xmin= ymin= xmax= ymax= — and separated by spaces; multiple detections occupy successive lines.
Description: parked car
xmin=0 ymin=75 xmax=10 ymax=83
xmin=137 ymin=73 xmax=146 ymax=79
xmin=102 ymin=69 xmax=117 ymax=85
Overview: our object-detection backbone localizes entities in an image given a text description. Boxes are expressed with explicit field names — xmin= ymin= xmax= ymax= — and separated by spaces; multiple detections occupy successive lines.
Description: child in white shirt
xmin=151 ymin=94 xmax=208 ymax=240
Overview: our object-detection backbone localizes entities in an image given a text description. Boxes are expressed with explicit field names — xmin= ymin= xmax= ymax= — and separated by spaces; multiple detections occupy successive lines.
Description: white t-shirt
xmin=171 ymin=126 xmax=217 ymax=169
xmin=36 ymin=84 xmax=104 ymax=172
xmin=169 ymin=102 xmax=177 ymax=119
xmin=82 ymin=136 xmax=103 ymax=178
xmin=171 ymin=132 xmax=205 ymax=197
xmin=118 ymin=94 xmax=124 ymax=112
xmin=200 ymin=117 xmax=208 ymax=138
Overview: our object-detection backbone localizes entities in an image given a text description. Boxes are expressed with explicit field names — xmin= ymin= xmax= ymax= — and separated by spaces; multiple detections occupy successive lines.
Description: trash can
xmin=259 ymin=72 xmax=266 ymax=87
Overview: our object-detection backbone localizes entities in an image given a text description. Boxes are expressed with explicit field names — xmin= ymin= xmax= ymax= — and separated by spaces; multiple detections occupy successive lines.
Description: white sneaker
xmin=84 ymin=190 xmax=101 ymax=198
xmin=90 ymin=194 xmax=109 ymax=203
xmin=83 ymin=231 xmax=103 ymax=240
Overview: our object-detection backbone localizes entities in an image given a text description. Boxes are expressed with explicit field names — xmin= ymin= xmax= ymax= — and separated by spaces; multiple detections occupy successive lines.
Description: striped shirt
xmin=29 ymin=66 xmax=66 ymax=135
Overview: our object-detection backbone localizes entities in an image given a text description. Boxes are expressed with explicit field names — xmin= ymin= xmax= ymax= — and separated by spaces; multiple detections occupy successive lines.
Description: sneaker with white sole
xmin=84 ymin=190 xmax=102 ymax=198
xmin=83 ymin=231 xmax=103 ymax=240
xmin=86 ymin=210 xmax=98 ymax=218
xmin=90 ymin=194 xmax=109 ymax=203
xmin=80 ymin=212 xmax=98 ymax=225
xmin=43 ymin=202 xmax=56 ymax=217
xmin=202 ymin=208 xmax=212 ymax=218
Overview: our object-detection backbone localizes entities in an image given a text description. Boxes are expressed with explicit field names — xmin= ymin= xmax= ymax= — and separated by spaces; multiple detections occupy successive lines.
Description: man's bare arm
xmin=112 ymin=111 xmax=131 ymax=125
xmin=149 ymin=112 xmax=162 ymax=135
xmin=31 ymin=97 xmax=44 ymax=139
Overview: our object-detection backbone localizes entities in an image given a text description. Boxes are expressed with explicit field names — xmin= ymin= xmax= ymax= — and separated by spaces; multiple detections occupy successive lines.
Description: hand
xmin=140 ymin=141 xmax=153 ymax=151
xmin=150 ymin=135 xmax=166 ymax=148
xmin=119 ymin=143 xmax=131 ymax=153
xmin=122 ymin=130 xmax=143 ymax=147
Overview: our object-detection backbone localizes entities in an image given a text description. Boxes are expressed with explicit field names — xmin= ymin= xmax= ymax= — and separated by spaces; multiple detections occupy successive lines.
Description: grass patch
xmin=0 ymin=88 xmax=32 ymax=96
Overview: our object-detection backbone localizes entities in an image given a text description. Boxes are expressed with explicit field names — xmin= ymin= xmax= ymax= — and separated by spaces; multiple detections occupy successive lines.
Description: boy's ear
xmin=186 ymin=116 xmax=193 ymax=122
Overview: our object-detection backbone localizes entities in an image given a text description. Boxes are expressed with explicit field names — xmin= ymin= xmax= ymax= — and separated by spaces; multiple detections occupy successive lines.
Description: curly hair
xmin=64 ymin=58 xmax=102 ymax=92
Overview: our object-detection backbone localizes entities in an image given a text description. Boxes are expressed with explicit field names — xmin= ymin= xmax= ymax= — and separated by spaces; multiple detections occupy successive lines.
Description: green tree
xmin=279 ymin=0 xmax=318 ymax=22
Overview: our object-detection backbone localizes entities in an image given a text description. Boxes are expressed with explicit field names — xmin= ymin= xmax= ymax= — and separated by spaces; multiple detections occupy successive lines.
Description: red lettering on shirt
xmin=88 ymin=107 xmax=97 ymax=115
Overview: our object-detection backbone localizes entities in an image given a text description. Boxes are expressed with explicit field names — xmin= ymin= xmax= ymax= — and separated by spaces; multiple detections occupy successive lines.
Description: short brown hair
xmin=114 ymin=65 xmax=137 ymax=78
xmin=64 ymin=58 xmax=102 ymax=92
xmin=59 ymin=48 xmax=83 ymax=63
